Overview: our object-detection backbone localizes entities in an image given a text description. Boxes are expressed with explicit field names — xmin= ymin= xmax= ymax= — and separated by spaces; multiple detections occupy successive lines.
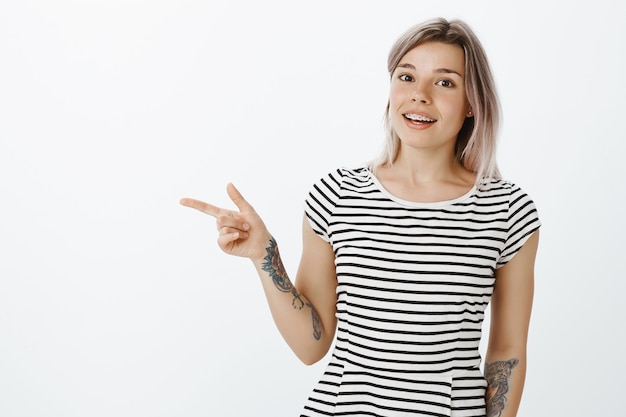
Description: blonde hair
xmin=372 ymin=18 xmax=501 ymax=184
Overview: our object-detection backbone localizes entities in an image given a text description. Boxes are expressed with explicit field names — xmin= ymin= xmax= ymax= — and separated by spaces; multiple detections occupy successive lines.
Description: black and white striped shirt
xmin=301 ymin=166 xmax=540 ymax=417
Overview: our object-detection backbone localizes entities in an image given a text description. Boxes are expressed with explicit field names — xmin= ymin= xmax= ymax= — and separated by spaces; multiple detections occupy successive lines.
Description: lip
xmin=402 ymin=112 xmax=437 ymax=129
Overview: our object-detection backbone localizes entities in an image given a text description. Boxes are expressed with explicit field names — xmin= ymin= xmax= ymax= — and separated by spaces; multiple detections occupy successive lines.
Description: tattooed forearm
xmin=261 ymin=237 xmax=292 ymax=291
xmin=485 ymin=358 xmax=519 ymax=417
xmin=307 ymin=300 xmax=322 ymax=340
xmin=261 ymin=237 xmax=322 ymax=340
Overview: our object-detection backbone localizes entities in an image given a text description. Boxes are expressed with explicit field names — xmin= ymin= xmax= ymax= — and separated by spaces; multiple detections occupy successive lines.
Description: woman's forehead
xmin=397 ymin=42 xmax=465 ymax=74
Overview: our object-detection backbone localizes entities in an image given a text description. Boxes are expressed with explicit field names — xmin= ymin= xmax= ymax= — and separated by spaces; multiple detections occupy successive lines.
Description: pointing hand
xmin=180 ymin=183 xmax=272 ymax=261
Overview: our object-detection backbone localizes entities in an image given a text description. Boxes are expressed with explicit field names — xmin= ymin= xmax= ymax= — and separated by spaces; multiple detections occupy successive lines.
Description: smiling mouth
xmin=404 ymin=113 xmax=437 ymax=123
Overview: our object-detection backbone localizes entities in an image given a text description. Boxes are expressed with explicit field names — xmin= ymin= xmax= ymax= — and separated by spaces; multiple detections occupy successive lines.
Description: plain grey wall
xmin=1 ymin=0 xmax=625 ymax=415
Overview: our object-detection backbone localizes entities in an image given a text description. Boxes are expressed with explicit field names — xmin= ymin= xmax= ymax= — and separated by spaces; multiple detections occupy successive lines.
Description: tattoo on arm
xmin=261 ymin=237 xmax=322 ymax=340
xmin=485 ymin=358 xmax=519 ymax=417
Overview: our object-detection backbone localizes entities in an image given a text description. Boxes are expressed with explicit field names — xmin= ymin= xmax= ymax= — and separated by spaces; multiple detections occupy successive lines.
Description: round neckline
xmin=366 ymin=167 xmax=477 ymax=208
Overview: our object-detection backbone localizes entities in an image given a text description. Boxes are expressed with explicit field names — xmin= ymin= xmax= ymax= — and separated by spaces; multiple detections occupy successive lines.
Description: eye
xmin=398 ymin=74 xmax=413 ymax=82
xmin=436 ymin=79 xmax=455 ymax=88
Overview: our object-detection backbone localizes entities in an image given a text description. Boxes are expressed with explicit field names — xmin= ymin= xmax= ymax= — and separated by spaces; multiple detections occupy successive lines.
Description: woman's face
xmin=389 ymin=41 xmax=471 ymax=154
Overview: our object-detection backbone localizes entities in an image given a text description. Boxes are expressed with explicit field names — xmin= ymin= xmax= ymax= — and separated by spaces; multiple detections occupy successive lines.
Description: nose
xmin=411 ymin=83 xmax=431 ymax=103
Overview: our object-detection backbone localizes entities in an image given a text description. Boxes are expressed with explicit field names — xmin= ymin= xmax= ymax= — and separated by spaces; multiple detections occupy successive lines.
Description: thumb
xmin=226 ymin=183 xmax=254 ymax=212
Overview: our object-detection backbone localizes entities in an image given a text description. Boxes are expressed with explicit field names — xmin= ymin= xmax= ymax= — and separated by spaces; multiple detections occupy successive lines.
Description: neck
xmin=391 ymin=146 xmax=470 ymax=186
xmin=373 ymin=146 xmax=476 ymax=203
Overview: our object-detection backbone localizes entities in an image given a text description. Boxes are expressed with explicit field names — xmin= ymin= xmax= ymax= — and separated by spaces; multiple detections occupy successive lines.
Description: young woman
xmin=181 ymin=18 xmax=540 ymax=417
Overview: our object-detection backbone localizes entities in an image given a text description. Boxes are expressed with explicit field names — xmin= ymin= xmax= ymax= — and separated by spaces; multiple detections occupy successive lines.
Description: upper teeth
xmin=405 ymin=114 xmax=435 ymax=122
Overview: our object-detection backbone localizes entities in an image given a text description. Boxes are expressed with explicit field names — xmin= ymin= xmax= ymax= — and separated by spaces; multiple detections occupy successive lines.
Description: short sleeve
xmin=497 ymin=185 xmax=541 ymax=268
xmin=304 ymin=168 xmax=345 ymax=243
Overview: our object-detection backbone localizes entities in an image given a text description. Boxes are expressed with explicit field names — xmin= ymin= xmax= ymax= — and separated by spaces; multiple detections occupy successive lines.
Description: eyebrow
xmin=397 ymin=63 xmax=464 ymax=77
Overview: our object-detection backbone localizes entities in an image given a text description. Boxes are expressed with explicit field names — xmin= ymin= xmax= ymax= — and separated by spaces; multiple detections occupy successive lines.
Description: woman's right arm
xmin=251 ymin=215 xmax=337 ymax=365
xmin=180 ymin=184 xmax=337 ymax=365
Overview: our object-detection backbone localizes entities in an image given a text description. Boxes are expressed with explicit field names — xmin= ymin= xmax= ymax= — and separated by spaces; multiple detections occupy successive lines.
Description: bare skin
xmin=180 ymin=184 xmax=270 ymax=261
xmin=181 ymin=42 xmax=540 ymax=414
xmin=385 ymin=43 xmax=539 ymax=417
xmin=180 ymin=184 xmax=337 ymax=364
xmin=484 ymin=230 xmax=539 ymax=417
xmin=485 ymin=358 xmax=519 ymax=417
xmin=260 ymin=236 xmax=322 ymax=340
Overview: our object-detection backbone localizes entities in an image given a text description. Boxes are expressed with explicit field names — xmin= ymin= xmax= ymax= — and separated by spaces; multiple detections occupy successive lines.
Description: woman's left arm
xmin=485 ymin=230 xmax=540 ymax=417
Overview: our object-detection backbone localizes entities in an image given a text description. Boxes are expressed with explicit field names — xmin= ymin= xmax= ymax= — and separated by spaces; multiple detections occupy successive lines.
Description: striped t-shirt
xmin=301 ymin=166 xmax=540 ymax=417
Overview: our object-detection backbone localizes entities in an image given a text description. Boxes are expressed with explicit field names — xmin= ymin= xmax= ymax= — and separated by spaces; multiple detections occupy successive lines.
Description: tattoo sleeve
xmin=485 ymin=358 xmax=519 ymax=417
xmin=261 ymin=237 xmax=322 ymax=340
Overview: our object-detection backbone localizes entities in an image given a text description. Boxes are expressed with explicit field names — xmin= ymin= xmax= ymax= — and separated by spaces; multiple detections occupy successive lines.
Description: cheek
xmin=443 ymin=98 xmax=470 ymax=123
xmin=388 ymin=82 xmax=410 ymax=107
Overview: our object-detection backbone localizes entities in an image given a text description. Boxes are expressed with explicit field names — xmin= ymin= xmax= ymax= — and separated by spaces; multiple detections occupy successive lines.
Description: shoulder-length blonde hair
xmin=371 ymin=18 xmax=501 ymax=184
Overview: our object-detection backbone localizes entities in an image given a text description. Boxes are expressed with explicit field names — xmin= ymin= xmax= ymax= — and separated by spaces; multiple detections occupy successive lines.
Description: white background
xmin=1 ymin=1 xmax=625 ymax=416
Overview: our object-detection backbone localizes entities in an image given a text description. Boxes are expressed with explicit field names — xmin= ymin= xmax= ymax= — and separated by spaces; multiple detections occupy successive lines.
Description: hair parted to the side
xmin=371 ymin=17 xmax=501 ymax=185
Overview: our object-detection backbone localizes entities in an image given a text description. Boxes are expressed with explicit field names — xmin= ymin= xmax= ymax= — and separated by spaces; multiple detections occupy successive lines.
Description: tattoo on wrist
xmin=485 ymin=358 xmax=519 ymax=417
xmin=261 ymin=237 xmax=322 ymax=340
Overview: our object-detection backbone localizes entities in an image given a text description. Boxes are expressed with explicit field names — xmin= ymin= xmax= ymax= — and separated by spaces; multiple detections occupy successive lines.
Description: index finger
xmin=179 ymin=198 xmax=220 ymax=218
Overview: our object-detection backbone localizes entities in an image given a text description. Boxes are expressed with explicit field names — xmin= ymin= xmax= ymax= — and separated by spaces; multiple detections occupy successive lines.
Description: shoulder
xmin=476 ymin=178 xmax=536 ymax=204
xmin=313 ymin=165 xmax=371 ymax=190
xmin=489 ymin=178 xmax=541 ymax=265
xmin=304 ymin=165 xmax=370 ymax=237
xmin=306 ymin=165 xmax=374 ymax=207
xmin=474 ymin=178 xmax=541 ymax=224
xmin=327 ymin=165 xmax=370 ymax=181
xmin=477 ymin=177 xmax=518 ymax=193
